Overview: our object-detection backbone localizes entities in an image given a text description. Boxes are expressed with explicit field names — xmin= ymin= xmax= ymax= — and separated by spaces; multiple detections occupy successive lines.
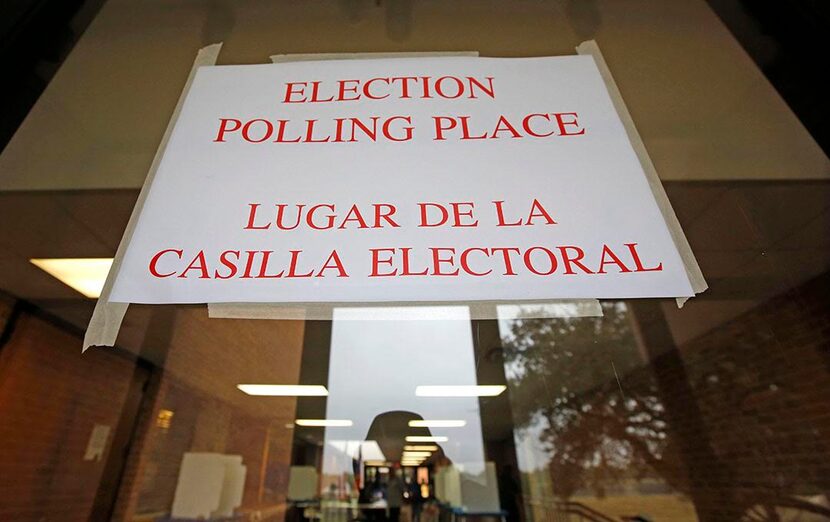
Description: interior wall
xmin=0 ymin=311 xmax=138 ymax=521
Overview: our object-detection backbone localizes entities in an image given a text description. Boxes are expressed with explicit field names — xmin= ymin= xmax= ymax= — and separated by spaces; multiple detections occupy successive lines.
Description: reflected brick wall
xmin=111 ymin=376 xmax=296 ymax=521
xmin=111 ymin=311 xmax=304 ymax=520
xmin=131 ymin=382 xmax=199 ymax=516
xmin=0 ymin=312 xmax=135 ymax=521
xmin=677 ymin=271 xmax=830 ymax=516
xmin=504 ymin=271 xmax=830 ymax=521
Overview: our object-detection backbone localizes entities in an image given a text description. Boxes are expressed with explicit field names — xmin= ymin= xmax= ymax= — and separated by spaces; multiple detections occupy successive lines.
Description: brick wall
xmin=503 ymin=271 xmax=830 ymax=521
xmin=677 ymin=271 xmax=830 ymax=516
xmin=131 ymin=381 xmax=200 ymax=516
xmin=0 ymin=312 xmax=137 ymax=521
xmin=112 ymin=374 xmax=297 ymax=521
xmin=109 ymin=309 xmax=304 ymax=521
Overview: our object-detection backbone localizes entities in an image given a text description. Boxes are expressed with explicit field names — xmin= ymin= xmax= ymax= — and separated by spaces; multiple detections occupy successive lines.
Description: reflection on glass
xmin=296 ymin=419 xmax=354 ymax=427
xmin=237 ymin=384 xmax=329 ymax=396
xmin=29 ymin=258 xmax=113 ymax=298
xmin=499 ymin=302 xmax=698 ymax=519
xmin=498 ymin=299 xmax=830 ymax=521
xmin=322 ymin=306 xmax=488 ymax=492
xmin=415 ymin=385 xmax=506 ymax=397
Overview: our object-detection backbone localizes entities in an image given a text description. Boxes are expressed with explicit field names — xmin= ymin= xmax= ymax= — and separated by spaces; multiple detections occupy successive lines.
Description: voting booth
xmin=170 ymin=452 xmax=246 ymax=520
xmin=287 ymin=465 xmax=320 ymax=501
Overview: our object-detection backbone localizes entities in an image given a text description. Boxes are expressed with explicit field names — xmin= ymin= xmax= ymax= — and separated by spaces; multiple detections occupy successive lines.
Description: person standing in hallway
xmin=387 ymin=468 xmax=404 ymax=522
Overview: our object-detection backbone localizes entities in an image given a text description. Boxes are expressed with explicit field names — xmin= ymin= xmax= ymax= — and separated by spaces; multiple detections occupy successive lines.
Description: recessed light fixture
xmin=402 ymin=451 xmax=432 ymax=458
xmin=30 ymin=258 xmax=113 ymax=298
xmin=295 ymin=419 xmax=353 ymax=427
xmin=156 ymin=409 xmax=174 ymax=430
xmin=237 ymin=384 xmax=328 ymax=396
xmin=405 ymin=436 xmax=448 ymax=443
xmin=404 ymin=445 xmax=438 ymax=451
xmin=415 ymin=385 xmax=506 ymax=397
xmin=408 ymin=420 xmax=466 ymax=428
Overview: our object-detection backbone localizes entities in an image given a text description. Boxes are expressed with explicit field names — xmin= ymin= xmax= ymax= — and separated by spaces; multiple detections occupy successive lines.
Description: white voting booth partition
xmin=171 ymin=453 xmax=246 ymax=519
xmin=288 ymin=465 xmax=320 ymax=502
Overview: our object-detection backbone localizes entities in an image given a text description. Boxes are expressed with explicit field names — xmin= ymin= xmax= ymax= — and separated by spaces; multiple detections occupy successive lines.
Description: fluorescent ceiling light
xmin=404 ymin=445 xmax=438 ymax=451
xmin=408 ymin=420 xmax=466 ymax=428
xmin=237 ymin=384 xmax=328 ymax=396
xmin=30 ymin=258 xmax=113 ymax=298
xmin=296 ymin=419 xmax=353 ymax=427
xmin=415 ymin=385 xmax=506 ymax=397
xmin=402 ymin=451 xmax=432 ymax=458
xmin=405 ymin=436 xmax=448 ymax=443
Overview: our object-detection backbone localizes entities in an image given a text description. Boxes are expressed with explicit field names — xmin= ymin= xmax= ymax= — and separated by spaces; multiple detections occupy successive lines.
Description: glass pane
xmin=1 ymin=1 xmax=828 ymax=522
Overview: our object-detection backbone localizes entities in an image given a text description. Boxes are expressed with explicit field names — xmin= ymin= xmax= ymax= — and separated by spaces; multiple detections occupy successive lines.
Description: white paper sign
xmin=110 ymin=56 xmax=695 ymax=304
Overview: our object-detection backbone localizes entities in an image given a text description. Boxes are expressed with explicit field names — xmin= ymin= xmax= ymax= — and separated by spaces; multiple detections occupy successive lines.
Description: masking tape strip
xmin=207 ymin=49 xmax=603 ymax=322
xmin=576 ymin=40 xmax=707 ymax=308
xmin=208 ymin=299 xmax=603 ymax=321
xmin=270 ymin=51 xmax=480 ymax=63
xmin=83 ymin=43 xmax=224 ymax=351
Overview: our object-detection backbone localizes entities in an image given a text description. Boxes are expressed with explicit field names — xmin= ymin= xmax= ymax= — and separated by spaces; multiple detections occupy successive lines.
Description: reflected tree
xmin=502 ymin=303 xmax=687 ymax=499
xmin=501 ymin=301 xmax=830 ymax=521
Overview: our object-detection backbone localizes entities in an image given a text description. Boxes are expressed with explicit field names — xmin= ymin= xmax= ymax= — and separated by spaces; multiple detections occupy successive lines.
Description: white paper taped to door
xmin=102 ymin=52 xmax=705 ymax=309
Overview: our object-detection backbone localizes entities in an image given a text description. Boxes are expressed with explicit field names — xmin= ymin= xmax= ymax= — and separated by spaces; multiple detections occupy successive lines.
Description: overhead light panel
xmin=415 ymin=385 xmax=506 ymax=397
xmin=402 ymin=451 xmax=432 ymax=458
xmin=408 ymin=420 xmax=466 ymax=428
xmin=237 ymin=384 xmax=328 ymax=396
xmin=295 ymin=419 xmax=353 ymax=427
xmin=405 ymin=436 xmax=448 ymax=443
xmin=30 ymin=258 xmax=113 ymax=298
xmin=404 ymin=445 xmax=438 ymax=451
